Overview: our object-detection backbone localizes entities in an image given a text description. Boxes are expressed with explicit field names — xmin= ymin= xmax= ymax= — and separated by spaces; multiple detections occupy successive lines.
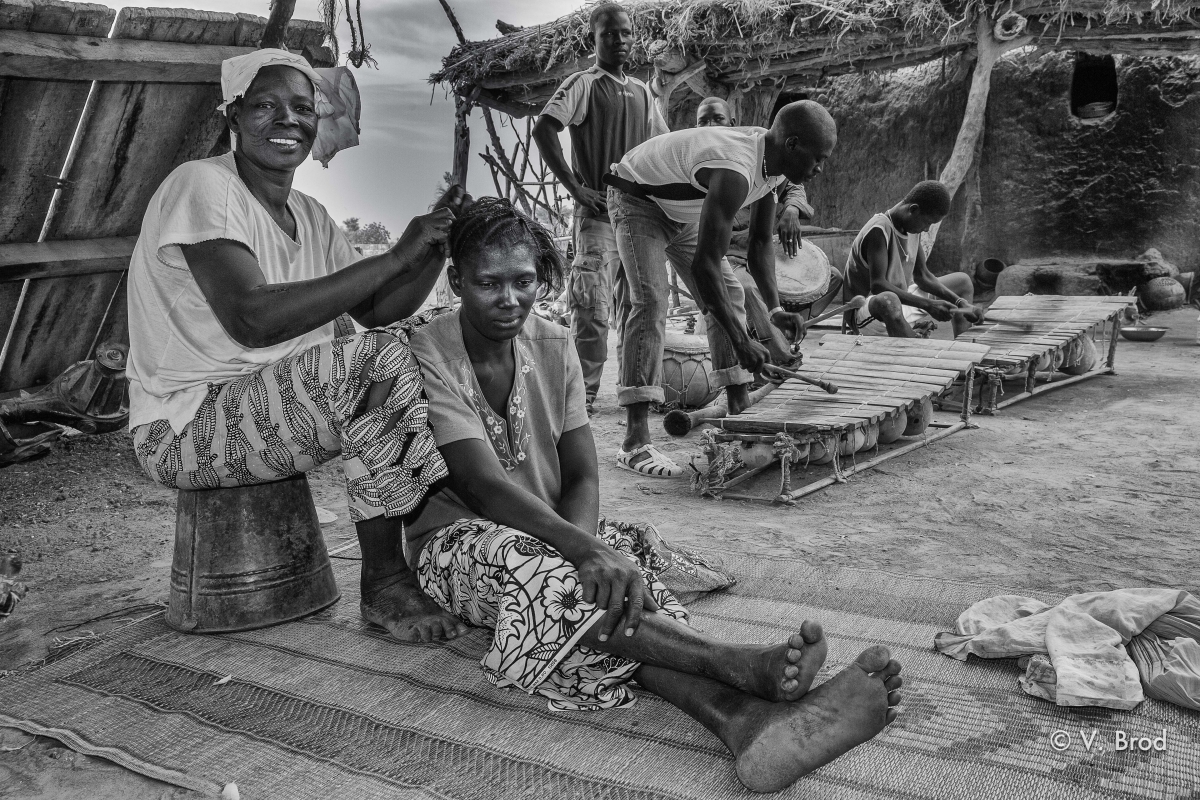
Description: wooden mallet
xmin=950 ymin=308 xmax=1034 ymax=330
xmin=799 ymin=295 xmax=867 ymax=332
xmin=761 ymin=363 xmax=839 ymax=394
xmin=663 ymin=382 xmax=778 ymax=437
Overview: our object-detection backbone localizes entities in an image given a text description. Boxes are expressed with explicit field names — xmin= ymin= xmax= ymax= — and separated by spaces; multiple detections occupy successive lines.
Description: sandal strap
xmin=619 ymin=444 xmax=682 ymax=477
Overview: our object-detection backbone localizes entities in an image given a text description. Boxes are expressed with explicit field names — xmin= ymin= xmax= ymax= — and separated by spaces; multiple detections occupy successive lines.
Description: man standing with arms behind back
xmin=533 ymin=2 xmax=668 ymax=415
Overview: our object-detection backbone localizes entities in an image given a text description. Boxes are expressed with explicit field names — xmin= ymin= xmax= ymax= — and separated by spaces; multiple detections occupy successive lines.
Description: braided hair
xmin=448 ymin=197 xmax=566 ymax=297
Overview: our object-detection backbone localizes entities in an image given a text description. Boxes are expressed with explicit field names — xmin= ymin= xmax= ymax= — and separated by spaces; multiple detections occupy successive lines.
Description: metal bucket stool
xmin=168 ymin=473 xmax=340 ymax=633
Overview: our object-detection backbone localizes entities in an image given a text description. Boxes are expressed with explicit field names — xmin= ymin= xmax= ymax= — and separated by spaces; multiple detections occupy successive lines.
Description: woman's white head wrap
xmin=217 ymin=48 xmax=361 ymax=167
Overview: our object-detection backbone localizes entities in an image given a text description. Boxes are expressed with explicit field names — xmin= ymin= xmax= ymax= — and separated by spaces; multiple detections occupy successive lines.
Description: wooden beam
xmin=0 ymin=236 xmax=136 ymax=283
xmin=467 ymin=86 xmax=542 ymax=119
xmin=0 ymin=29 xmax=257 ymax=83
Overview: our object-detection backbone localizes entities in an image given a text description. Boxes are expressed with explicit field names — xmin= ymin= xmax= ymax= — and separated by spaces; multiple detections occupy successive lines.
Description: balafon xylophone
xmin=962 ymin=295 xmax=1136 ymax=413
xmin=695 ymin=334 xmax=989 ymax=502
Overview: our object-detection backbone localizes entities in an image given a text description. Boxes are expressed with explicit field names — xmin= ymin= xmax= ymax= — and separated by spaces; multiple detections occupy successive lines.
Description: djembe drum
xmin=661 ymin=332 xmax=720 ymax=408
xmin=776 ymin=238 xmax=833 ymax=312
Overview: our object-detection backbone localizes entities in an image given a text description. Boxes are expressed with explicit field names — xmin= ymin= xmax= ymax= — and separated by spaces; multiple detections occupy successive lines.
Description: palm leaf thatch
xmin=431 ymin=0 xmax=1200 ymax=113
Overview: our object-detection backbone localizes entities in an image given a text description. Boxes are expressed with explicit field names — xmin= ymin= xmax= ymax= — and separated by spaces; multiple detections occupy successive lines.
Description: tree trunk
xmin=452 ymin=94 xmax=471 ymax=187
xmin=259 ymin=0 xmax=297 ymax=50
xmin=927 ymin=15 xmax=1030 ymax=251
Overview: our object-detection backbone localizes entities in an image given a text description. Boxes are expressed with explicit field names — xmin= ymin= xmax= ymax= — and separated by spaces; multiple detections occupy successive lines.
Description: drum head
xmin=775 ymin=238 xmax=832 ymax=307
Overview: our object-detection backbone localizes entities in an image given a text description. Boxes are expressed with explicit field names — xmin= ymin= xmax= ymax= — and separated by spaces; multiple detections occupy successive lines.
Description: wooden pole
xmin=451 ymin=94 xmax=471 ymax=187
xmin=259 ymin=0 xmax=297 ymax=50
xmin=438 ymin=0 xmax=471 ymax=188
xmin=926 ymin=14 xmax=1030 ymax=251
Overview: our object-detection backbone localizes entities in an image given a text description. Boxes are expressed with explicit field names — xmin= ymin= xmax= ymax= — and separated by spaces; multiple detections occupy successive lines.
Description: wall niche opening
xmin=1070 ymin=53 xmax=1118 ymax=120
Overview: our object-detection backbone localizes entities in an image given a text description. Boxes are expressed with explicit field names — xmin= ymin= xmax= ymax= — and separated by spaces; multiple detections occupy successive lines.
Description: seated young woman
xmin=404 ymin=197 xmax=904 ymax=792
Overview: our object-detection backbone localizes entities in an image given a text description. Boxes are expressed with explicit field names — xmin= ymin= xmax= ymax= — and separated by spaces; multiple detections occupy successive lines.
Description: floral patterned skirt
xmin=415 ymin=518 xmax=689 ymax=711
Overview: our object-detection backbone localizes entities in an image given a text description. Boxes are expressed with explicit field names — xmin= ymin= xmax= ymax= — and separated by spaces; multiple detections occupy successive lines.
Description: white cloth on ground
xmin=934 ymin=588 xmax=1200 ymax=711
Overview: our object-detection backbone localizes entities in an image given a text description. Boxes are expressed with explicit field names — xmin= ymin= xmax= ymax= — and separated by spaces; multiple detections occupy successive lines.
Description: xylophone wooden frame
xmin=953 ymin=296 xmax=1135 ymax=416
xmin=694 ymin=336 xmax=988 ymax=504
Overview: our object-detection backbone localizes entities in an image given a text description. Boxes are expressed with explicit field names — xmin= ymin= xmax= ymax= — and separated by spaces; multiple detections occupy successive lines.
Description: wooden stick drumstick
xmin=663 ymin=382 xmax=777 ymax=437
xmin=761 ymin=363 xmax=839 ymax=394
xmin=949 ymin=308 xmax=1033 ymax=330
xmin=800 ymin=295 xmax=868 ymax=331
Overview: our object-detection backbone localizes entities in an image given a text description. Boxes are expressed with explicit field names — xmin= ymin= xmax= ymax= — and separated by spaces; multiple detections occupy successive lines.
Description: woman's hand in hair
xmin=392 ymin=204 xmax=456 ymax=268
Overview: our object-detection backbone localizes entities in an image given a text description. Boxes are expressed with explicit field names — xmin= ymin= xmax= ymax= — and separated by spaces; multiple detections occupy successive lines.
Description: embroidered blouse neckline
xmin=452 ymin=314 xmax=533 ymax=472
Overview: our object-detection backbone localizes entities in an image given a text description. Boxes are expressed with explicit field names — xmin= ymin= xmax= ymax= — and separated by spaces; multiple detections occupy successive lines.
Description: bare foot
xmin=733 ymin=645 xmax=902 ymax=793
xmin=360 ymin=569 xmax=469 ymax=643
xmin=722 ymin=621 xmax=828 ymax=702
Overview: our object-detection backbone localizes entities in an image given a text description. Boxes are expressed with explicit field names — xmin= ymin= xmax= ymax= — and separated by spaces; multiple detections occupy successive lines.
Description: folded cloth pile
xmin=935 ymin=588 xmax=1200 ymax=711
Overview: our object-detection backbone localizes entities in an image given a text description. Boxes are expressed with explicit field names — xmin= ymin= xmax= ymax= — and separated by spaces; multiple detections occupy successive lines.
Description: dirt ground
xmin=1 ymin=306 xmax=1198 ymax=798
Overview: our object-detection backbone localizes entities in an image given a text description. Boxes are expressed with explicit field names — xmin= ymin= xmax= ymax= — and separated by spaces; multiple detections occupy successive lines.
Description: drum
xmin=661 ymin=332 xmax=720 ymax=408
xmin=775 ymin=238 xmax=832 ymax=311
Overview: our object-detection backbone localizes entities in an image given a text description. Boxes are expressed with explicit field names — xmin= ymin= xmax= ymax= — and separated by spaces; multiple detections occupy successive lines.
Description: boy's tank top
xmin=845 ymin=212 xmax=916 ymax=295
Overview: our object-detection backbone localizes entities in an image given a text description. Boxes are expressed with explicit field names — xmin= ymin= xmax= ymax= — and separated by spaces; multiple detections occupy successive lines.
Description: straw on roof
xmin=431 ymin=0 xmax=1200 ymax=101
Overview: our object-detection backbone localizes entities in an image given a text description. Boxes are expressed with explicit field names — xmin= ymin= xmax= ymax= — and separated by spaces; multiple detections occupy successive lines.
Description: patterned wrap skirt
xmin=416 ymin=517 xmax=689 ymax=711
xmin=131 ymin=316 xmax=447 ymax=522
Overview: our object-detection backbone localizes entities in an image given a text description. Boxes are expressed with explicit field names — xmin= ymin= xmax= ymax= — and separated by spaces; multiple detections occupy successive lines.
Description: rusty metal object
xmin=0 ymin=341 xmax=129 ymax=434
xmin=168 ymin=474 xmax=340 ymax=633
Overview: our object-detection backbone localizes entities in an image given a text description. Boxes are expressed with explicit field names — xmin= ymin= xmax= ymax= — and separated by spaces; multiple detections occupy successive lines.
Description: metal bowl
xmin=1119 ymin=326 xmax=1168 ymax=342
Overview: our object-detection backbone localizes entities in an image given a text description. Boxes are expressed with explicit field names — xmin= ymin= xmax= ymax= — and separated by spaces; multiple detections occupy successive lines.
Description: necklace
xmin=761 ymin=153 xmax=769 ymax=183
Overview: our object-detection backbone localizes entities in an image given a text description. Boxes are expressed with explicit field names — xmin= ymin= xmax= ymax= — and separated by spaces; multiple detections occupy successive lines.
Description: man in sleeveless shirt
xmin=605 ymin=101 xmax=837 ymax=477
xmin=695 ymin=97 xmax=843 ymax=360
xmin=533 ymin=3 xmax=668 ymax=415
xmin=844 ymin=181 xmax=984 ymax=338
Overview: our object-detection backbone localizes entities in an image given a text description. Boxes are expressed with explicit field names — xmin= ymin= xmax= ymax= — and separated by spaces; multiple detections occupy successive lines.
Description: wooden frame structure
xmin=0 ymin=2 xmax=331 ymax=396
xmin=960 ymin=295 xmax=1136 ymax=413
xmin=693 ymin=334 xmax=989 ymax=503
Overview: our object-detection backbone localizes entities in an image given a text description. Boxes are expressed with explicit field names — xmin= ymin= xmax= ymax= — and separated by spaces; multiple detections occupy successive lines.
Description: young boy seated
xmin=845 ymin=181 xmax=984 ymax=337
xmin=404 ymin=197 xmax=902 ymax=792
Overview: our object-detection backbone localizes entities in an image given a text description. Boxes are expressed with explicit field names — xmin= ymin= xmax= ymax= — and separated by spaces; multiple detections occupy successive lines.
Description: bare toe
xmin=888 ymin=690 xmax=902 ymax=706
xmin=799 ymin=620 xmax=823 ymax=644
xmin=886 ymin=708 xmax=899 ymax=723
xmin=853 ymin=645 xmax=892 ymax=674
xmin=884 ymin=675 xmax=902 ymax=692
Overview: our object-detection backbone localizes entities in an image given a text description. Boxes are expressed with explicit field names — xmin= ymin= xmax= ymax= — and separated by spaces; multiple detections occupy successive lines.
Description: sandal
xmin=617 ymin=444 xmax=686 ymax=479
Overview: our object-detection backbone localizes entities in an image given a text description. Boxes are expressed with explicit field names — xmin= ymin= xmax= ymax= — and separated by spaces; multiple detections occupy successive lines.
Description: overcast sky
xmin=140 ymin=0 xmax=582 ymax=235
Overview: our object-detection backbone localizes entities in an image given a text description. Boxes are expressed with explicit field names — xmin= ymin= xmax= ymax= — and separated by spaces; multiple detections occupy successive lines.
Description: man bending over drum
xmin=127 ymin=50 xmax=470 ymax=644
xmin=405 ymin=197 xmax=903 ymax=792
xmin=606 ymin=101 xmax=837 ymax=478
xmin=844 ymin=181 xmax=985 ymax=337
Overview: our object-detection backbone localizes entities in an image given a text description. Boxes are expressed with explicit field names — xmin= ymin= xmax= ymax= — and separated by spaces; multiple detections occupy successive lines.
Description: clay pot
xmin=1058 ymin=337 xmax=1098 ymax=376
xmin=974 ymin=258 xmax=1006 ymax=289
xmin=878 ymin=411 xmax=906 ymax=444
xmin=1138 ymin=277 xmax=1185 ymax=311
xmin=903 ymin=398 xmax=933 ymax=436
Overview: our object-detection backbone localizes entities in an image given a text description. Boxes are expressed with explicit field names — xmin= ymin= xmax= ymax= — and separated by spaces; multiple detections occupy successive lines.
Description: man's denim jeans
xmin=607 ymin=187 xmax=752 ymax=406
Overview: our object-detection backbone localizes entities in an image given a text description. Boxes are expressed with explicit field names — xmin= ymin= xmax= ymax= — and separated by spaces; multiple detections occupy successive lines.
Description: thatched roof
xmin=432 ymin=0 xmax=1200 ymax=115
